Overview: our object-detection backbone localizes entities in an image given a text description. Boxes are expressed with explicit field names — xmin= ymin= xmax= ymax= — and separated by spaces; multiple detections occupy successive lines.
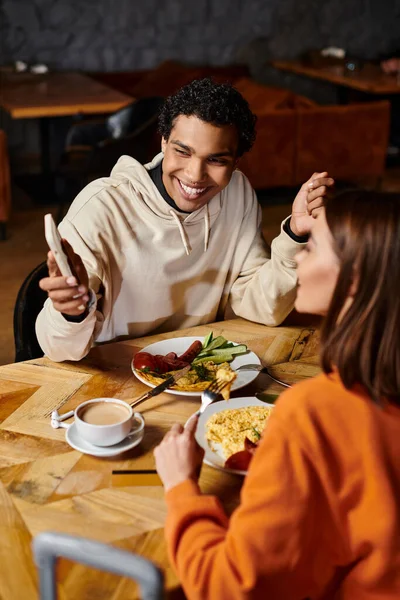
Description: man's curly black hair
xmin=158 ymin=78 xmax=257 ymax=157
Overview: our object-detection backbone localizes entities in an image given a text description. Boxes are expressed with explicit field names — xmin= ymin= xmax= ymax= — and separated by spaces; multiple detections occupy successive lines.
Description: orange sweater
xmin=165 ymin=373 xmax=400 ymax=600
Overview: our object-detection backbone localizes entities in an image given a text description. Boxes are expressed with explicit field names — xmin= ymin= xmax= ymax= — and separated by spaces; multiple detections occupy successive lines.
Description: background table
xmin=0 ymin=71 xmax=133 ymax=176
xmin=0 ymin=318 xmax=320 ymax=599
xmin=0 ymin=72 xmax=133 ymax=119
xmin=271 ymin=60 xmax=400 ymax=101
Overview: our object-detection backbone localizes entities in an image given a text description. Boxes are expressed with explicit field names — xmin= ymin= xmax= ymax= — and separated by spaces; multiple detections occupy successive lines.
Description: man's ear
xmin=161 ymin=137 xmax=167 ymax=153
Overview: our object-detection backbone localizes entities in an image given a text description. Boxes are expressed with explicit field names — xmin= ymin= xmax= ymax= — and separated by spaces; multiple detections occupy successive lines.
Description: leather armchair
xmin=234 ymin=78 xmax=390 ymax=188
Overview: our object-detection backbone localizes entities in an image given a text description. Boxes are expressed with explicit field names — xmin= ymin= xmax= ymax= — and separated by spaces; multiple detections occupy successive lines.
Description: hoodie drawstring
xmin=204 ymin=203 xmax=210 ymax=252
xmin=170 ymin=210 xmax=191 ymax=256
xmin=169 ymin=207 xmax=210 ymax=256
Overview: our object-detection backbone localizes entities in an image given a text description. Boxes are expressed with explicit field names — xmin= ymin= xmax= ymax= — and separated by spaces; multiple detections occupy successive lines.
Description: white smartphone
xmin=44 ymin=214 xmax=74 ymax=279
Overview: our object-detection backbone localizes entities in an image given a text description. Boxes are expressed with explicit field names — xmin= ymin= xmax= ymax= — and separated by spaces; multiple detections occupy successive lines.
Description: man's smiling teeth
xmin=179 ymin=180 xmax=206 ymax=196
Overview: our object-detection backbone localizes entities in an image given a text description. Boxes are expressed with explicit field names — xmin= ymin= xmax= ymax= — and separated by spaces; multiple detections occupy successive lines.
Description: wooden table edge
xmin=270 ymin=59 xmax=400 ymax=95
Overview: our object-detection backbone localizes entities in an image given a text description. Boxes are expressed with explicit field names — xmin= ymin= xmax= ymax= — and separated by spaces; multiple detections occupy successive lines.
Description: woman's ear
xmin=161 ymin=137 xmax=167 ymax=153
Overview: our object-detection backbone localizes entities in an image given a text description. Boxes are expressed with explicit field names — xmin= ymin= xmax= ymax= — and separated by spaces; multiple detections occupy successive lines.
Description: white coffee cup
xmin=74 ymin=398 xmax=144 ymax=447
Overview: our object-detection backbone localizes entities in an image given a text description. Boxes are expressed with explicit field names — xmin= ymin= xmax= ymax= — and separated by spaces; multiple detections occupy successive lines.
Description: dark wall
xmin=1 ymin=0 xmax=400 ymax=162
xmin=2 ymin=0 xmax=399 ymax=71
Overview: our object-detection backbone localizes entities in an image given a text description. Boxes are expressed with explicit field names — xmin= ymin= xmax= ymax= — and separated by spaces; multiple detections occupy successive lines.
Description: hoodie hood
xmin=110 ymin=153 xmax=222 ymax=254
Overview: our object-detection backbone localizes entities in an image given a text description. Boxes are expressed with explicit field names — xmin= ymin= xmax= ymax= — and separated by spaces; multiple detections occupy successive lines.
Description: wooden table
xmin=271 ymin=59 xmax=400 ymax=98
xmin=0 ymin=318 xmax=320 ymax=599
xmin=0 ymin=71 xmax=132 ymax=119
xmin=0 ymin=71 xmax=132 ymax=175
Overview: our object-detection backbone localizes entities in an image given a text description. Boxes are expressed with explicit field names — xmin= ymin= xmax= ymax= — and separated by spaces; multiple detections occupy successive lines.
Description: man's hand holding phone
xmin=40 ymin=240 xmax=90 ymax=316
xmin=40 ymin=215 xmax=90 ymax=317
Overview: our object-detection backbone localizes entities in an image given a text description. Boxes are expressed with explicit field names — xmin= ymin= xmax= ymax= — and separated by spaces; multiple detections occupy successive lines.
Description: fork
xmin=194 ymin=379 xmax=231 ymax=417
xmin=235 ymin=363 xmax=291 ymax=388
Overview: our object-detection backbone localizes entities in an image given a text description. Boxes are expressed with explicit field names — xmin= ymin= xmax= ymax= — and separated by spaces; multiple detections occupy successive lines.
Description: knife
xmin=130 ymin=364 xmax=191 ymax=409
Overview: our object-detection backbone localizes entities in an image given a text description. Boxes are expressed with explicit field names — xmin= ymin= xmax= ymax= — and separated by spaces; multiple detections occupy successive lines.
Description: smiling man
xmin=37 ymin=78 xmax=333 ymax=362
xmin=160 ymin=115 xmax=242 ymax=212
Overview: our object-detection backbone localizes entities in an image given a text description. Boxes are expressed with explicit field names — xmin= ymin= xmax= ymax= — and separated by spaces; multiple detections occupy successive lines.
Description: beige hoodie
xmin=36 ymin=153 xmax=304 ymax=362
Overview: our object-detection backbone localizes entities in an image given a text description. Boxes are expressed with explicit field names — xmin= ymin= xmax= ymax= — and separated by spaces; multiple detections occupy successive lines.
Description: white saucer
xmin=65 ymin=422 xmax=144 ymax=457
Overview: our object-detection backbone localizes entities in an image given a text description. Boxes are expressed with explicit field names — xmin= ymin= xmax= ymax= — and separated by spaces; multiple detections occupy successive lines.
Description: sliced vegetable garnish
xmin=192 ymin=363 xmax=214 ymax=380
xmin=200 ymin=335 xmax=226 ymax=353
xmin=193 ymin=354 xmax=234 ymax=365
xmin=202 ymin=331 xmax=213 ymax=349
xmin=196 ymin=332 xmax=248 ymax=365
xmin=201 ymin=344 xmax=248 ymax=357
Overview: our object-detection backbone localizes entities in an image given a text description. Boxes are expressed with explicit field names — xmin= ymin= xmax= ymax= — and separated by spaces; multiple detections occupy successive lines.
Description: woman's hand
xmin=154 ymin=415 xmax=205 ymax=491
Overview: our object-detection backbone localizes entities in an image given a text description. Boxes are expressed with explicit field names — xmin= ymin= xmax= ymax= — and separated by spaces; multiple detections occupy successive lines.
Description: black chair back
xmin=14 ymin=262 xmax=48 ymax=362
xmin=58 ymin=96 xmax=165 ymax=220
xmin=106 ymin=97 xmax=164 ymax=140
xmin=86 ymin=118 xmax=161 ymax=177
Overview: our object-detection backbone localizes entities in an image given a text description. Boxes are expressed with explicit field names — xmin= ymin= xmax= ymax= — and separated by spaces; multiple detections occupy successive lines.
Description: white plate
xmin=66 ymin=423 xmax=144 ymax=457
xmin=132 ymin=336 xmax=261 ymax=397
xmin=195 ymin=396 xmax=274 ymax=476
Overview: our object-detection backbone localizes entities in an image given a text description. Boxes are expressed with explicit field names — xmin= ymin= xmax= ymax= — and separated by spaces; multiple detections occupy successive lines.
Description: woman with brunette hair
xmin=154 ymin=190 xmax=400 ymax=600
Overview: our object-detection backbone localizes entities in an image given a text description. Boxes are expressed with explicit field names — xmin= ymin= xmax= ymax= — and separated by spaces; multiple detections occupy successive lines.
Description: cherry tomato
xmin=133 ymin=352 xmax=158 ymax=372
xmin=225 ymin=450 xmax=253 ymax=471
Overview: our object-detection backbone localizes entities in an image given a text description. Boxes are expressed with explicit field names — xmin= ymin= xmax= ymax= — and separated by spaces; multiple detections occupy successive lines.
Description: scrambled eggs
xmin=139 ymin=362 xmax=236 ymax=393
xmin=206 ymin=406 xmax=273 ymax=459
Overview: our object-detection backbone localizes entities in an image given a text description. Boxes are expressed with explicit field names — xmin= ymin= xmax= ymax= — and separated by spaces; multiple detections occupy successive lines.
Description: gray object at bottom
xmin=33 ymin=531 xmax=164 ymax=600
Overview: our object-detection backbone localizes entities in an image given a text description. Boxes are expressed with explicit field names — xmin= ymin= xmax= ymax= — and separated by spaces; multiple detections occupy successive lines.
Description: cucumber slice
xmin=202 ymin=331 xmax=213 ymax=349
xmin=219 ymin=342 xmax=235 ymax=349
xmin=199 ymin=335 xmax=227 ymax=354
xmin=192 ymin=354 xmax=234 ymax=365
xmin=204 ymin=344 xmax=248 ymax=357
